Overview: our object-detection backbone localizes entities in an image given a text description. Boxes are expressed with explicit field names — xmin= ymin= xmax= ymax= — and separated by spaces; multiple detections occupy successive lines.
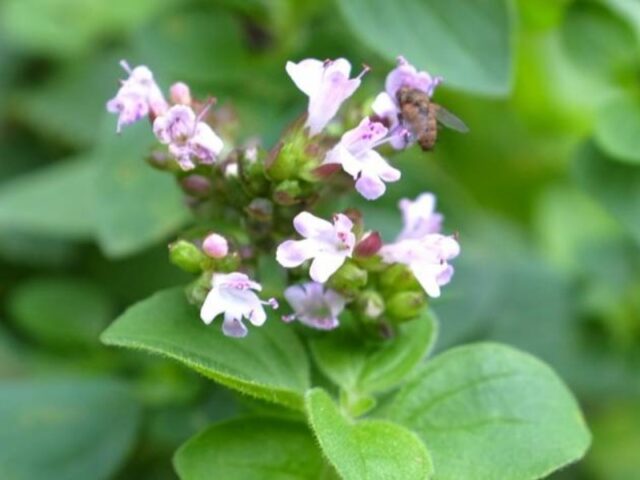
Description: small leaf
xmin=0 ymin=157 xmax=96 ymax=239
xmin=101 ymin=287 xmax=310 ymax=409
xmin=310 ymin=310 xmax=437 ymax=396
xmin=385 ymin=343 xmax=591 ymax=480
xmin=93 ymin=118 xmax=191 ymax=258
xmin=336 ymin=0 xmax=515 ymax=95
xmin=0 ymin=378 xmax=141 ymax=480
xmin=595 ymin=93 xmax=640 ymax=164
xmin=306 ymin=388 xmax=433 ymax=480
xmin=174 ymin=417 xmax=326 ymax=480
xmin=7 ymin=277 xmax=114 ymax=348
xmin=573 ymin=141 xmax=640 ymax=245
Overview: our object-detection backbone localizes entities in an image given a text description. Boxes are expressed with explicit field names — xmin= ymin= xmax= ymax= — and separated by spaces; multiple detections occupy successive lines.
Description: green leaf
xmin=7 ymin=277 xmax=114 ymax=348
xmin=336 ymin=0 xmax=515 ymax=95
xmin=93 ymin=118 xmax=190 ymax=258
xmin=0 ymin=0 xmax=171 ymax=58
xmin=0 ymin=378 xmax=141 ymax=480
xmin=310 ymin=311 xmax=437 ymax=396
xmin=101 ymin=287 xmax=310 ymax=409
xmin=306 ymin=388 xmax=433 ymax=480
xmin=385 ymin=343 xmax=591 ymax=480
xmin=0 ymin=158 xmax=96 ymax=239
xmin=595 ymin=93 xmax=640 ymax=164
xmin=174 ymin=417 xmax=327 ymax=480
xmin=573 ymin=141 xmax=640 ymax=245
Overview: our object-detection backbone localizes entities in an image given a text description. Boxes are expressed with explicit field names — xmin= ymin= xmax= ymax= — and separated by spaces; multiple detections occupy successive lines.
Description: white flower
xmin=153 ymin=104 xmax=224 ymax=171
xmin=286 ymin=58 xmax=367 ymax=136
xmin=200 ymin=272 xmax=277 ymax=337
xmin=276 ymin=212 xmax=355 ymax=283
xmin=106 ymin=60 xmax=168 ymax=133
xmin=324 ymin=117 xmax=401 ymax=200
xmin=283 ymin=282 xmax=346 ymax=330
xmin=397 ymin=193 xmax=443 ymax=241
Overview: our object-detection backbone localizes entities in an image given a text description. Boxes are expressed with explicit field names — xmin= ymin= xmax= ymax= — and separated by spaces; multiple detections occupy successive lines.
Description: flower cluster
xmin=108 ymin=55 xmax=462 ymax=338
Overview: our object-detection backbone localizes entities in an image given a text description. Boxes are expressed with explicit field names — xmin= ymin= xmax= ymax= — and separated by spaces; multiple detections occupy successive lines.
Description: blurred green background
xmin=0 ymin=0 xmax=639 ymax=478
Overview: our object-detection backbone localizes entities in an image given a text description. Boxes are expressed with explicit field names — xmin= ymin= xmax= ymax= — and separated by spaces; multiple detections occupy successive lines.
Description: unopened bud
xmin=169 ymin=240 xmax=207 ymax=273
xmin=354 ymin=231 xmax=382 ymax=257
xmin=380 ymin=264 xmax=420 ymax=293
xmin=180 ymin=174 xmax=212 ymax=197
xmin=170 ymin=82 xmax=192 ymax=105
xmin=386 ymin=291 xmax=426 ymax=322
xmin=246 ymin=198 xmax=273 ymax=221
xmin=273 ymin=180 xmax=302 ymax=205
xmin=356 ymin=290 xmax=385 ymax=321
xmin=328 ymin=262 xmax=368 ymax=296
xmin=202 ymin=233 xmax=229 ymax=258
xmin=147 ymin=150 xmax=171 ymax=170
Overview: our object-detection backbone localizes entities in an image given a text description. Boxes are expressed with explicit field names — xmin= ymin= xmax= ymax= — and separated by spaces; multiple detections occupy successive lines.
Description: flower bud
xmin=169 ymin=240 xmax=207 ymax=273
xmin=328 ymin=262 xmax=368 ymax=296
xmin=355 ymin=290 xmax=385 ymax=321
xmin=354 ymin=231 xmax=382 ymax=257
xmin=273 ymin=180 xmax=302 ymax=205
xmin=170 ymin=82 xmax=192 ymax=105
xmin=202 ymin=233 xmax=229 ymax=258
xmin=180 ymin=174 xmax=212 ymax=198
xmin=385 ymin=291 xmax=426 ymax=322
xmin=246 ymin=198 xmax=273 ymax=222
xmin=379 ymin=264 xmax=420 ymax=293
xmin=147 ymin=150 xmax=171 ymax=170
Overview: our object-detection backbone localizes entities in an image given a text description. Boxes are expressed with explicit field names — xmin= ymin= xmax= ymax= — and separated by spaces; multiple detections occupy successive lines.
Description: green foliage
xmin=386 ymin=343 xmax=591 ymax=480
xmin=7 ymin=277 xmax=114 ymax=348
xmin=306 ymin=388 xmax=433 ymax=480
xmin=101 ymin=287 xmax=310 ymax=409
xmin=595 ymin=93 xmax=640 ymax=164
xmin=174 ymin=417 xmax=327 ymax=480
xmin=93 ymin=119 xmax=191 ymax=258
xmin=337 ymin=0 xmax=515 ymax=95
xmin=0 ymin=378 xmax=141 ymax=480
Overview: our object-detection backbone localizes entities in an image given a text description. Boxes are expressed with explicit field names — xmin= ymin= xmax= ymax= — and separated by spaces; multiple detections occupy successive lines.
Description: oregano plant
xmin=100 ymin=55 xmax=591 ymax=479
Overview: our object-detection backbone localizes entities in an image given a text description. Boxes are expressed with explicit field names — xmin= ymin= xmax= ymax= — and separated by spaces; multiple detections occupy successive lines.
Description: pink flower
xmin=276 ymin=212 xmax=355 ymax=283
xmin=202 ymin=233 xmax=229 ymax=258
xmin=397 ymin=193 xmax=443 ymax=241
xmin=283 ymin=282 xmax=346 ymax=330
xmin=286 ymin=58 xmax=367 ymax=136
xmin=380 ymin=234 xmax=459 ymax=298
xmin=153 ymin=104 xmax=224 ymax=171
xmin=106 ymin=60 xmax=168 ymax=133
xmin=372 ymin=56 xmax=442 ymax=150
xmin=324 ymin=118 xmax=401 ymax=200
xmin=200 ymin=272 xmax=278 ymax=337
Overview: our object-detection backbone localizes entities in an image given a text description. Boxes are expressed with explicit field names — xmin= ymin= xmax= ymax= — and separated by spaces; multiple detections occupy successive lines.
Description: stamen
xmin=263 ymin=298 xmax=279 ymax=309
xmin=119 ymin=60 xmax=132 ymax=74
xmin=196 ymin=97 xmax=217 ymax=123
xmin=357 ymin=64 xmax=371 ymax=80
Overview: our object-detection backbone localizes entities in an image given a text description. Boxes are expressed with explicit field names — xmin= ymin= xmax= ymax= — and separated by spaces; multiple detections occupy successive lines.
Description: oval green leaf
xmin=0 ymin=378 xmax=141 ymax=480
xmin=306 ymin=388 xmax=433 ymax=480
xmin=385 ymin=343 xmax=591 ymax=480
xmin=595 ymin=93 xmax=640 ymax=164
xmin=336 ymin=0 xmax=514 ymax=95
xmin=101 ymin=287 xmax=310 ymax=409
xmin=174 ymin=417 xmax=326 ymax=480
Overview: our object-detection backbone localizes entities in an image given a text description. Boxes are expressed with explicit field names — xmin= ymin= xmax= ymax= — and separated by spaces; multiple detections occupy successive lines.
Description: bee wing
xmin=435 ymin=106 xmax=469 ymax=133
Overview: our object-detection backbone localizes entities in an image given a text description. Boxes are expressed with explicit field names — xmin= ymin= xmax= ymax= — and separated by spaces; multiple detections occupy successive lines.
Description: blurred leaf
xmin=561 ymin=2 xmax=639 ymax=84
xmin=336 ymin=0 xmax=514 ymax=95
xmin=7 ymin=277 xmax=114 ymax=348
xmin=175 ymin=417 xmax=326 ymax=480
xmin=0 ymin=157 xmax=96 ymax=239
xmin=586 ymin=402 xmax=640 ymax=480
xmin=0 ymin=378 xmax=141 ymax=480
xmin=0 ymin=232 xmax=79 ymax=267
xmin=595 ymin=93 xmax=640 ymax=164
xmin=306 ymin=388 xmax=433 ymax=480
xmin=386 ymin=343 xmax=591 ymax=480
xmin=15 ymin=54 xmax=126 ymax=148
xmin=101 ymin=287 xmax=310 ymax=409
xmin=0 ymin=0 xmax=171 ymax=58
xmin=573 ymin=141 xmax=640 ymax=245
xmin=93 ymin=118 xmax=190 ymax=258
xmin=310 ymin=311 xmax=437 ymax=395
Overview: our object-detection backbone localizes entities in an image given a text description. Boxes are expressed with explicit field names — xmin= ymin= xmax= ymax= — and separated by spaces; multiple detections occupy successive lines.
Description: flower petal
xmin=276 ymin=239 xmax=316 ymax=268
xmin=355 ymin=171 xmax=387 ymax=200
xmin=309 ymin=252 xmax=347 ymax=283
xmin=222 ymin=314 xmax=248 ymax=337
xmin=293 ymin=211 xmax=334 ymax=238
xmin=286 ymin=59 xmax=324 ymax=96
xmin=200 ymin=288 xmax=225 ymax=324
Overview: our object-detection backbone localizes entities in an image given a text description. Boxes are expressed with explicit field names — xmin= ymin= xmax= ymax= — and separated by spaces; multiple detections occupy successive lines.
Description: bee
xmin=396 ymin=87 xmax=469 ymax=151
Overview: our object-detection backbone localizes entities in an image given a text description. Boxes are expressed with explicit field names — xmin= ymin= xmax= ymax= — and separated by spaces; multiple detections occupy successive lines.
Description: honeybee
xmin=396 ymin=87 xmax=469 ymax=151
